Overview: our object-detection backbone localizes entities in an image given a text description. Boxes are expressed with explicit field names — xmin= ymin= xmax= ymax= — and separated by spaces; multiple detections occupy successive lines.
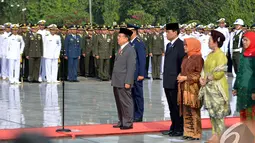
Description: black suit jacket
xmin=163 ymin=38 xmax=185 ymax=89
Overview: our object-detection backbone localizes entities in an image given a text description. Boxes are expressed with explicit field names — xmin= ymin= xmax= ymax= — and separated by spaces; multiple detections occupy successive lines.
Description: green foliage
xmin=125 ymin=10 xmax=155 ymax=25
xmin=102 ymin=0 xmax=120 ymax=26
xmin=218 ymin=0 xmax=255 ymax=26
xmin=0 ymin=0 xmax=254 ymax=26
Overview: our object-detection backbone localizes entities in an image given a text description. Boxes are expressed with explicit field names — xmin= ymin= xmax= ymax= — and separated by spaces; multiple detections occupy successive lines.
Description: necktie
xmin=166 ymin=42 xmax=172 ymax=52
xmin=118 ymin=48 xmax=122 ymax=54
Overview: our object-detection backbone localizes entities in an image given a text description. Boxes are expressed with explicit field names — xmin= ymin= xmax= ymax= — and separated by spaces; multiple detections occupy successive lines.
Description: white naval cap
xmin=233 ymin=19 xmax=244 ymax=25
xmin=48 ymin=24 xmax=58 ymax=29
xmin=38 ymin=20 xmax=46 ymax=24
xmin=0 ymin=25 xmax=5 ymax=29
xmin=11 ymin=24 xmax=20 ymax=29
xmin=217 ymin=18 xmax=225 ymax=23
xmin=4 ymin=22 xmax=12 ymax=27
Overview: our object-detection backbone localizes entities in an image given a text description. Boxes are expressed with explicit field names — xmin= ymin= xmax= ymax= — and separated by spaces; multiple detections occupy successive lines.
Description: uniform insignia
xmin=70 ymin=38 xmax=74 ymax=41
xmin=107 ymin=39 xmax=111 ymax=42
xmin=154 ymin=35 xmax=157 ymax=40
xmin=17 ymin=37 xmax=21 ymax=42
xmin=38 ymin=35 xmax=41 ymax=40
xmin=31 ymin=37 xmax=34 ymax=40
xmin=137 ymin=38 xmax=140 ymax=42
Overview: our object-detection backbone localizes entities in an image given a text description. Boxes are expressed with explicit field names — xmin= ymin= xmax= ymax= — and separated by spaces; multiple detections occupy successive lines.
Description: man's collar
xmin=131 ymin=36 xmax=137 ymax=43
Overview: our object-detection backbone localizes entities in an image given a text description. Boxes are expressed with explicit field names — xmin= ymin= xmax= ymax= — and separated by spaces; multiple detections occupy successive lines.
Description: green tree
xmin=102 ymin=0 xmax=120 ymax=26
xmin=125 ymin=10 xmax=155 ymax=25
xmin=218 ymin=0 xmax=255 ymax=26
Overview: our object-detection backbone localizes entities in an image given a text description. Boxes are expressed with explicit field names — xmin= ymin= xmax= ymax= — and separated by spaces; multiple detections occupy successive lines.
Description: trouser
xmin=152 ymin=55 xmax=162 ymax=78
xmin=79 ymin=55 xmax=85 ymax=76
xmin=68 ymin=57 xmax=78 ymax=81
xmin=45 ymin=58 xmax=58 ymax=82
xmin=1 ymin=57 xmax=8 ymax=79
xmin=99 ymin=59 xmax=110 ymax=80
xmin=164 ymin=88 xmax=183 ymax=132
xmin=39 ymin=57 xmax=46 ymax=81
xmin=183 ymin=105 xmax=202 ymax=138
xmin=132 ymin=80 xmax=144 ymax=120
xmin=210 ymin=117 xmax=225 ymax=135
xmin=59 ymin=57 xmax=68 ymax=80
xmin=113 ymin=87 xmax=133 ymax=127
xmin=8 ymin=59 xmax=20 ymax=83
xmin=94 ymin=57 xmax=99 ymax=78
xmin=29 ymin=57 xmax=41 ymax=81
xmin=145 ymin=56 xmax=150 ymax=78
xmin=23 ymin=57 xmax=29 ymax=80
xmin=84 ymin=54 xmax=91 ymax=76
xmin=232 ymin=52 xmax=240 ymax=74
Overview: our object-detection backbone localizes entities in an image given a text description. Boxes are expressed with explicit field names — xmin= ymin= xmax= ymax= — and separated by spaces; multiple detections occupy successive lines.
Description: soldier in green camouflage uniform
xmin=92 ymin=26 xmax=100 ymax=78
xmin=83 ymin=27 xmax=94 ymax=77
xmin=149 ymin=25 xmax=164 ymax=80
xmin=59 ymin=25 xmax=68 ymax=81
xmin=95 ymin=25 xmax=112 ymax=81
xmin=26 ymin=24 xmax=43 ymax=82
xmin=78 ymin=25 xmax=86 ymax=76
xmin=20 ymin=24 xmax=30 ymax=81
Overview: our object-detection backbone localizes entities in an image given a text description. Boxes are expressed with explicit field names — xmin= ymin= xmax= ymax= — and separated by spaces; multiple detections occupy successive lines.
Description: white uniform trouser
xmin=1 ymin=57 xmax=8 ymax=79
xmin=39 ymin=58 xmax=46 ymax=81
xmin=8 ymin=59 xmax=20 ymax=83
xmin=45 ymin=58 xmax=58 ymax=82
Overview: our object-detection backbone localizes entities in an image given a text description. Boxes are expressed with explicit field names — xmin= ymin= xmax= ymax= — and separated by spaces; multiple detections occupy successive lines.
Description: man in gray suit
xmin=112 ymin=28 xmax=136 ymax=130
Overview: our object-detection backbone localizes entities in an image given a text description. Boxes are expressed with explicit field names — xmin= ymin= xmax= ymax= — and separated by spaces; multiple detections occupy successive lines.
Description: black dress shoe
xmin=162 ymin=130 xmax=173 ymax=135
xmin=120 ymin=126 xmax=133 ymax=130
xmin=73 ymin=80 xmax=80 ymax=82
xmin=113 ymin=125 xmax=122 ymax=128
xmin=182 ymin=136 xmax=189 ymax=140
xmin=133 ymin=118 xmax=143 ymax=122
xmin=170 ymin=131 xmax=183 ymax=137
xmin=187 ymin=137 xmax=200 ymax=140
xmin=145 ymin=77 xmax=151 ymax=79
xmin=157 ymin=78 xmax=162 ymax=80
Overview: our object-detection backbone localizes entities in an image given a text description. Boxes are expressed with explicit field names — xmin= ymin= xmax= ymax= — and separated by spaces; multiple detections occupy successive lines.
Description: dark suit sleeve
xmin=136 ymin=41 xmax=146 ymax=77
xmin=177 ymin=40 xmax=185 ymax=73
xmin=125 ymin=48 xmax=136 ymax=85
xmin=64 ymin=35 xmax=69 ymax=56
xmin=78 ymin=36 xmax=81 ymax=56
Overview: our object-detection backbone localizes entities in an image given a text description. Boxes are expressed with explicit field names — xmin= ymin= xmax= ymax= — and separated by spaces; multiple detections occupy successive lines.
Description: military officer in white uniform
xmin=43 ymin=24 xmax=61 ymax=83
xmin=0 ymin=25 xmax=9 ymax=80
xmin=180 ymin=25 xmax=196 ymax=41
xmin=216 ymin=18 xmax=230 ymax=55
xmin=199 ymin=26 xmax=211 ymax=60
xmin=37 ymin=20 xmax=50 ymax=82
xmin=6 ymin=24 xmax=25 ymax=84
xmin=4 ymin=22 xmax=12 ymax=36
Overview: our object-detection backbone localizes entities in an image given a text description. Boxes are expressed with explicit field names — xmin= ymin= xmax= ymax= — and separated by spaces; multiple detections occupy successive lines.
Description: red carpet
xmin=0 ymin=117 xmax=240 ymax=140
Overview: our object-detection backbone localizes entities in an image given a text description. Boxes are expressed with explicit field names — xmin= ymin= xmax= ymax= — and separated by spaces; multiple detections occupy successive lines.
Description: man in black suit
xmin=162 ymin=23 xmax=185 ymax=136
xmin=112 ymin=28 xmax=136 ymax=130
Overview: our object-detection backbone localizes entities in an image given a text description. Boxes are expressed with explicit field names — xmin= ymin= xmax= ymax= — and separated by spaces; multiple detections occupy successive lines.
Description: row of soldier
xmin=0 ymin=18 xmax=254 ymax=84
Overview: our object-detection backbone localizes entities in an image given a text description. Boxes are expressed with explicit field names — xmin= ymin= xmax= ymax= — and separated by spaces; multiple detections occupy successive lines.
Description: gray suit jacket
xmin=111 ymin=43 xmax=136 ymax=88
